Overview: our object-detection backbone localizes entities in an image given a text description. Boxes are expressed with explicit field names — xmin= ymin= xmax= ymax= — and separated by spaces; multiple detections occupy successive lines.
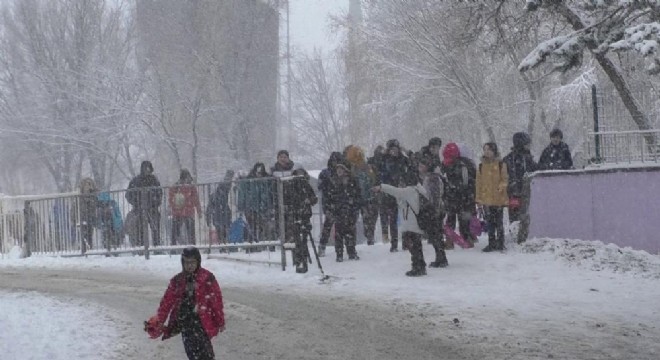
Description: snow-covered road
xmin=0 ymin=268 xmax=473 ymax=360
xmin=2 ymin=238 xmax=660 ymax=359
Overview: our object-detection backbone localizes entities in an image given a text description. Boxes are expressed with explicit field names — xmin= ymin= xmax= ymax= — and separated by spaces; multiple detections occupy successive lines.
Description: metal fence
xmin=587 ymin=129 xmax=660 ymax=163
xmin=3 ymin=176 xmax=321 ymax=269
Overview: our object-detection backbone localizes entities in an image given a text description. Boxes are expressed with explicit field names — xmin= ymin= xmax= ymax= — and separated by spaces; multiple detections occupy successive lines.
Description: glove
xmin=144 ymin=315 xmax=164 ymax=339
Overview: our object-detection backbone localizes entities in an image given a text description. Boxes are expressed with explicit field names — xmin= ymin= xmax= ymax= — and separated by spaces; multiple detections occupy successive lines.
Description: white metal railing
xmin=1 ymin=176 xmax=321 ymax=270
xmin=587 ymin=129 xmax=660 ymax=164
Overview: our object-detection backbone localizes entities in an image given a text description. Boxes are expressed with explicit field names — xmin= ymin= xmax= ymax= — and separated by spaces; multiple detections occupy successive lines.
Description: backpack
xmin=173 ymin=191 xmax=186 ymax=209
xmin=409 ymin=189 xmax=442 ymax=237
xmin=355 ymin=167 xmax=375 ymax=203
xmin=478 ymin=161 xmax=503 ymax=176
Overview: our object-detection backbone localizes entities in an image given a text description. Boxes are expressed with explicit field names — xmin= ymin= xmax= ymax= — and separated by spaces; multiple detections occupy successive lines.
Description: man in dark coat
xmin=503 ymin=132 xmax=538 ymax=223
xmin=378 ymin=139 xmax=411 ymax=251
xmin=539 ymin=129 xmax=573 ymax=170
xmin=289 ymin=168 xmax=318 ymax=273
xmin=126 ymin=160 xmax=162 ymax=247
xmin=317 ymin=152 xmax=344 ymax=256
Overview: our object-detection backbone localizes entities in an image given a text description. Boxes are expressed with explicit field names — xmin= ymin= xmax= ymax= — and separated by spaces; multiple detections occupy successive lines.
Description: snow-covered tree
xmin=520 ymin=0 xmax=659 ymax=148
xmin=0 ymin=0 xmax=140 ymax=192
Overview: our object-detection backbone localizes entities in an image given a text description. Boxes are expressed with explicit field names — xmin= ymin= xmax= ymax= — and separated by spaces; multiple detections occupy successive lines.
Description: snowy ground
xmin=0 ymin=291 xmax=125 ymax=360
xmin=1 ymin=236 xmax=660 ymax=359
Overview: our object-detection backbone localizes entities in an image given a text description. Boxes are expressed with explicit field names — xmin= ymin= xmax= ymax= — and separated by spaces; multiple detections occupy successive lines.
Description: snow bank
xmin=522 ymin=238 xmax=660 ymax=279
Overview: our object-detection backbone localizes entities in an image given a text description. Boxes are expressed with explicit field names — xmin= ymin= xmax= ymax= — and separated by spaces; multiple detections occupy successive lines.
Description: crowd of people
xmin=67 ymin=128 xmax=572 ymax=275
xmin=232 ymin=128 xmax=573 ymax=276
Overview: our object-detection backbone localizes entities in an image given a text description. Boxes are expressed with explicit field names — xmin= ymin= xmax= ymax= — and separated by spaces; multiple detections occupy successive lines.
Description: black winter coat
xmin=126 ymin=174 xmax=162 ymax=210
xmin=379 ymin=154 xmax=410 ymax=187
xmin=503 ymin=150 xmax=537 ymax=198
xmin=329 ymin=175 xmax=360 ymax=223
xmin=539 ymin=142 xmax=573 ymax=170
xmin=441 ymin=157 xmax=476 ymax=213
xmin=285 ymin=176 xmax=318 ymax=222
xmin=206 ymin=182 xmax=232 ymax=227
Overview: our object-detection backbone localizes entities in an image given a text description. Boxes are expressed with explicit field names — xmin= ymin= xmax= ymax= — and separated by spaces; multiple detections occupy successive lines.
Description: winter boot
xmin=367 ymin=238 xmax=374 ymax=246
xmin=444 ymin=239 xmax=454 ymax=250
xmin=482 ymin=238 xmax=496 ymax=252
xmin=429 ymin=248 xmax=449 ymax=268
xmin=390 ymin=239 xmax=399 ymax=252
xmin=382 ymin=233 xmax=390 ymax=244
xmin=347 ymin=247 xmax=360 ymax=260
xmin=405 ymin=267 xmax=427 ymax=277
xmin=494 ymin=238 xmax=506 ymax=251
xmin=296 ymin=261 xmax=308 ymax=274
xmin=336 ymin=251 xmax=344 ymax=262
xmin=318 ymin=245 xmax=326 ymax=257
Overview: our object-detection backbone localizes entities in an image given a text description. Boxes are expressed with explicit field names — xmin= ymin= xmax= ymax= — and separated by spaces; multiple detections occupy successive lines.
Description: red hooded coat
xmin=155 ymin=267 xmax=225 ymax=340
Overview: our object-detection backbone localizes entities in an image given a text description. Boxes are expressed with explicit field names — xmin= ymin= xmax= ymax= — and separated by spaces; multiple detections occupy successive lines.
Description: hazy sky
xmin=289 ymin=0 xmax=348 ymax=53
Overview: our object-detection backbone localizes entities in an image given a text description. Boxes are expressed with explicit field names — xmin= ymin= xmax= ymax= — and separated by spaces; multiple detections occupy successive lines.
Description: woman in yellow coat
xmin=476 ymin=143 xmax=509 ymax=252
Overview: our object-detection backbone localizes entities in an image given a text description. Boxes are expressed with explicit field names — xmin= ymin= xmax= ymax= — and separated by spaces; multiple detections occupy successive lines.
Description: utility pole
xmin=347 ymin=0 xmax=363 ymax=144
xmin=286 ymin=0 xmax=292 ymax=150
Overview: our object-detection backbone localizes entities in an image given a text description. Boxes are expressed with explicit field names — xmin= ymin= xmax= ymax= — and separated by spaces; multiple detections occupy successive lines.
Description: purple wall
xmin=528 ymin=166 xmax=660 ymax=254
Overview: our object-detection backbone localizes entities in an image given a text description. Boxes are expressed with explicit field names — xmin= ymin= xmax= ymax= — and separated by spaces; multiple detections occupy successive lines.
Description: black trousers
xmin=484 ymin=206 xmax=505 ymax=248
xmin=136 ymin=208 xmax=161 ymax=247
xmin=319 ymin=210 xmax=334 ymax=247
xmin=359 ymin=201 xmax=378 ymax=243
xmin=380 ymin=195 xmax=399 ymax=245
xmin=335 ymin=215 xmax=357 ymax=256
xmin=181 ymin=321 xmax=215 ymax=360
xmin=446 ymin=210 xmax=471 ymax=242
xmin=172 ymin=216 xmax=196 ymax=245
xmin=404 ymin=232 xmax=425 ymax=270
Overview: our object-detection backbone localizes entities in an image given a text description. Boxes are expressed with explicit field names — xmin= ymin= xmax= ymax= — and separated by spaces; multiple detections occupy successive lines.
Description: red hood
xmin=442 ymin=143 xmax=460 ymax=166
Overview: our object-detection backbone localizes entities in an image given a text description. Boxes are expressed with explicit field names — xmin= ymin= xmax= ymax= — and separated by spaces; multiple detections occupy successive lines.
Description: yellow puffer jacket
xmin=476 ymin=158 xmax=509 ymax=206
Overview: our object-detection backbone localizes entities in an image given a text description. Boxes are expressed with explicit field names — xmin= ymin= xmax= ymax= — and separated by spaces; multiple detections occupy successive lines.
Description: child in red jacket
xmin=145 ymin=247 xmax=225 ymax=360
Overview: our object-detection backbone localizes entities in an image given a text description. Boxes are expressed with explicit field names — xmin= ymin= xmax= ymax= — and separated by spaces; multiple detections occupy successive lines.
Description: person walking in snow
xmin=476 ymin=143 xmax=509 ymax=252
xmin=502 ymin=132 xmax=537 ymax=223
xmin=126 ymin=160 xmax=163 ymax=248
xmin=538 ymin=129 xmax=573 ymax=170
xmin=145 ymin=246 xmax=225 ymax=360
xmin=372 ymin=171 xmax=435 ymax=276
xmin=440 ymin=143 xmax=477 ymax=248
xmin=168 ymin=169 xmax=202 ymax=245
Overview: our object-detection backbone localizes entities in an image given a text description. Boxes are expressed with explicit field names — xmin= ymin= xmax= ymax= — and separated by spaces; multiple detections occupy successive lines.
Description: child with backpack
xmin=372 ymin=171 xmax=448 ymax=277
xmin=476 ymin=143 xmax=509 ymax=252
